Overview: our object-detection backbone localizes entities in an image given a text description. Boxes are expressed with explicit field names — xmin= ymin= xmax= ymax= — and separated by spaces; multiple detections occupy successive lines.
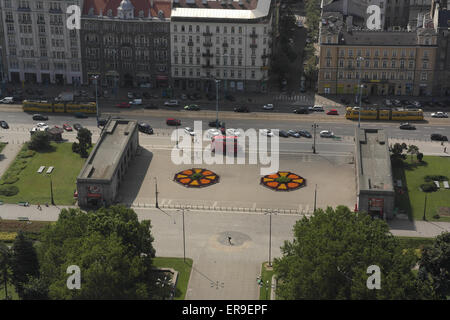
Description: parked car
xmin=138 ymin=122 xmax=153 ymax=134
xmin=431 ymin=112 xmax=448 ymax=118
xmin=226 ymin=128 xmax=241 ymax=136
xmin=206 ymin=128 xmax=221 ymax=139
xmin=260 ymin=129 xmax=274 ymax=137
xmin=430 ymin=134 xmax=448 ymax=141
xmin=209 ymin=120 xmax=225 ymax=128
xmin=399 ymin=123 xmax=416 ymax=130
xmin=293 ymin=107 xmax=309 ymax=114
xmin=184 ymin=104 xmax=200 ymax=111
xmin=32 ymin=114 xmax=48 ymax=121
xmin=166 ymin=118 xmax=181 ymax=126
xmin=164 ymin=100 xmax=179 ymax=106
xmin=278 ymin=130 xmax=289 ymax=138
xmin=0 ymin=97 xmax=14 ymax=104
xmin=73 ymin=123 xmax=82 ymax=131
xmin=116 ymin=102 xmax=131 ymax=108
xmin=288 ymin=130 xmax=300 ymax=138
xmin=234 ymin=106 xmax=249 ymax=113
xmin=0 ymin=120 xmax=9 ymax=129
xmin=298 ymin=129 xmax=312 ymax=138
xmin=311 ymin=105 xmax=324 ymax=112
xmin=326 ymin=109 xmax=339 ymax=115
xmin=129 ymin=99 xmax=142 ymax=105
xmin=63 ymin=123 xmax=73 ymax=131
xmin=75 ymin=112 xmax=88 ymax=118
xmin=320 ymin=130 xmax=334 ymax=138
xmin=263 ymin=104 xmax=274 ymax=110
xmin=184 ymin=127 xmax=196 ymax=136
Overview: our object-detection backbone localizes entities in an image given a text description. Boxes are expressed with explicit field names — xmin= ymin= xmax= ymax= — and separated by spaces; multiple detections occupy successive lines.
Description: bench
xmin=37 ymin=166 xmax=45 ymax=173
xmin=46 ymin=166 xmax=54 ymax=174
xmin=444 ymin=181 xmax=450 ymax=189
xmin=434 ymin=181 xmax=440 ymax=188
xmin=17 ymin=217 xmax=29 ymax=221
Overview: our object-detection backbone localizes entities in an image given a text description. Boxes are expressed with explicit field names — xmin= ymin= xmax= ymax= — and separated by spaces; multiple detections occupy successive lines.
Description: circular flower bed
xmin=260 ymin=171 xmax=305 ymax=191
xmin=174 ymin=168 xmax=220 ymax=188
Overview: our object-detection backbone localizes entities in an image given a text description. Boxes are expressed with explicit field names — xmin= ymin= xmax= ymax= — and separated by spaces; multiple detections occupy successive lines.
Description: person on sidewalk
xmin=37 ymin=203 xmax=41 ymax=210
xmin=445 ymin=147 xmax=447 ymax=153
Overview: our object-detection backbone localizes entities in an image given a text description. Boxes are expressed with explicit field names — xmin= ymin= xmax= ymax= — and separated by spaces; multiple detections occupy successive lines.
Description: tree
xmin=407 ymin=145 xmax=419 ymax=162
xmin=418 ymin=232 xmax=450 ymax=299
xmin=273 ymin=206 xmax=433 ymax=299
xmin=77 ymin=128 xmax=92 ymax=148
xmin=10 ymin=231 xmax=40 ymax=299
xmin=28 ymin=131 xmax=51 ymax=151
xmin=21 ymin=276 xmax=49 ymax=300
xmin=0 ymin=242 xmax=12 ymax=299
xmin=390 ymin=143 xmax=405 ymax=158
xmin=72 ymin=142 xmax=80 ymax=154
xmin=417 ymin=152 xmax=424 ymax=162
xmin=38 ymin=206 xmax=160 ymax=299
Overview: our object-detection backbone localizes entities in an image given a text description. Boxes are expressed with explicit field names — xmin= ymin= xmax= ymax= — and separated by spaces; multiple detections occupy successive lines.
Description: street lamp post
xmin=215 ymin=79 xmax=220 ymax=125
xmin=312 ymin=123 xmax=318 ymax=154
xmin=313 ymin=184 xmax=317 ymax=212
xmin=49 ymin=176 xmax=55 ymax=205
xmin=177 ymin=207 xmax=189 ymax=262
xmin=265 ymin=210 xmax=277 ymax=267
xmin=154 ymin=177 xmax=159 ymax=209
xmin=422 ymin=193 xmax=428 ymax=221
xmin=357 ymin=57 xmax=364 ymax=128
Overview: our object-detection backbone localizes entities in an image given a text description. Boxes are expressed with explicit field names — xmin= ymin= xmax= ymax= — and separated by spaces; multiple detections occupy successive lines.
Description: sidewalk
xmin=0 ymin=143 xmax=22 ymax=178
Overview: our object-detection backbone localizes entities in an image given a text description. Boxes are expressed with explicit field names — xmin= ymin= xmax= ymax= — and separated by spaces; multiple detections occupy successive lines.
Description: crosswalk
xmin=273 ymin=94 xmax=311 ymax=102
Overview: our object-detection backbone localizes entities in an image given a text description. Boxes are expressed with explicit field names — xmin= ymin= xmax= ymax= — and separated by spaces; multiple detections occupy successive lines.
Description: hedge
xmin=420 ymin=183 xmax=438 ymax=193
xmin=424 ymin=175 xmax=449 ymax=182
xmin=0 ymin=185 xmax=19 ymax=196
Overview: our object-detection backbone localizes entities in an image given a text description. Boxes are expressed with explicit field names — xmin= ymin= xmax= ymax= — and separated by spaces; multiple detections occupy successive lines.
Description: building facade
xmin=318 ymin=11 xmax=437 ymax=96
xmin=77 ymin=119 xmax=139 ymax=208
xmin=0 ymin=0 xmax=83 ymax=85
xmin=170 ymin=0 xmax=274 ymax=93
xmin=431 ymin=0 xmax=450 ymax=95
xmin=81 ymin=0 xmax=171 ymax=89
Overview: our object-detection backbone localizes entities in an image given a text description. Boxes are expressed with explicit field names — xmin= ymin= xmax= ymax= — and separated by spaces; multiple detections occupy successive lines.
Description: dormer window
xmin=158 ymin=10 xmax=164 ymax=19
xmin=88 ymin=7 xmax=94 ymax=15
xmin=139 ymin=10 xmax=144 ymax=18
xmin=107 ymin=9 xmax=112 ymax=17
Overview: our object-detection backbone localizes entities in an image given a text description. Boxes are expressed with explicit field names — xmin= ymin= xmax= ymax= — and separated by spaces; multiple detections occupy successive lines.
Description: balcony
xmin=202 ymin=52 xmax=213 ymax=57
xmin=202 ymin=64 xmax=214 ymax=68
xmin=203 ymin=42 xmax=213 ymax=47
xmin=203 ymin=32 xmax=213 ymax=36
xmin=250 ymin=33 xmax=258 ymax=38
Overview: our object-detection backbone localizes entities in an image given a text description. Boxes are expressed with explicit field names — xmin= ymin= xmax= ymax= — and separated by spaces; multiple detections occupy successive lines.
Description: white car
xmin=320 ymin=130 xmax=334 ymax=138
xmin=0 ymin=97 xmax=14 ymax=104
xmin=226 ymin=128 xmax=241 ymax=137
xmin=260 ymin=129 xmax=274 ymax=137
xmin=129 ymin=99 xmax=142 ymax=105
xmin=312 ymin=105 xmax=324 ymax=112
xmin=36 ymin=122 xmax=49 ymax=129
xmin=385 ymin=99 xmax=392 ymax=106
xmin=431 ymin=112 xmax=448 ymax=118
xmin=184 ymin=127 xmax=196 ymax=136
xmin=164 ymin=100 xmax=179 ymax=106
xmin=206 ymin=128 xmax=221 ymax=139
xmin=263 ymin=104 xmax=274 ymax=110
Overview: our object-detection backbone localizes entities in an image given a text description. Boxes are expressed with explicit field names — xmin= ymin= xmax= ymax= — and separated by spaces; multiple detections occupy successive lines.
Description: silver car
xmin=320 ymin=130 xmax=334 ymax=138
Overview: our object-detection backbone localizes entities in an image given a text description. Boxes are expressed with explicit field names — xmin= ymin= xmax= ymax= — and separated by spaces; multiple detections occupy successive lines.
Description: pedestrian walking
xmin=37 ymin=203 xmax=41 ymax=210
xmin=227 ymin=236 xmax=232 ymax=245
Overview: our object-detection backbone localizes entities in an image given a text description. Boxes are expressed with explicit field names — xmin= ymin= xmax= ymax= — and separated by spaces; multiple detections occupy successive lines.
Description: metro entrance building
xmin=77 ymin=119 xmax=139 ymax=208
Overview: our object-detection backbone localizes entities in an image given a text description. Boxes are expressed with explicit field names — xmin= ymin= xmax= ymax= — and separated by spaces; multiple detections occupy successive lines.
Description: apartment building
xmin=318 ymin=11 xmax=437 ymax=96
xmin=431 ymin=0 xmax=450 ymax=95
xmin=0 ymin=0 xmax=83 ymax=85
xmin=170 ymin=0 xmax=274 ymax=93
xmin=81 ymin=0 xmax=171 ymax=88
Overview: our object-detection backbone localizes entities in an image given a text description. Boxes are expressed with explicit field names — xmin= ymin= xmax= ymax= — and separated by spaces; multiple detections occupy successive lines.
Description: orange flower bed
xmin=174 ymin=168 xmax=220 ymax=188
xmin=260 ymin=171 xmax=306 ymax=192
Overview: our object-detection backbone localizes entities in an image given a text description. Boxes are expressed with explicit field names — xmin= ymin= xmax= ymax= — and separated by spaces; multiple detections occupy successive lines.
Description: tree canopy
xmin=274 ymin=206 xmax=433 ymax=299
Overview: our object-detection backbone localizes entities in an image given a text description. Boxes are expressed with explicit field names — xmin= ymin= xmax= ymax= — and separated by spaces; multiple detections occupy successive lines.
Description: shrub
xmin=432 ymin=214 xmax=440 ymax=219
xmin=0 ymin=185 xmax=19 ymax=196
xmin=424 ymin=175 xmax=448 ymax=182
xmin=72 ymin=142 xmax=80 ymax=154
xmin=2 ymin=175 xmax=19 ymax=184
xmin=420 ymin=183 xmax=438 ymax=192
xmin=18 ymin=149 xmax=35 ymax=158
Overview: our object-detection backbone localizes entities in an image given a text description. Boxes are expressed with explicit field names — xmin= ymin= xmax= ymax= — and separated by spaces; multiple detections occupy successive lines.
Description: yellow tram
xmin=23 ymin=100 xmax=97 ymax=114
xmin=345 ymin=107 xmax=424 ymax=121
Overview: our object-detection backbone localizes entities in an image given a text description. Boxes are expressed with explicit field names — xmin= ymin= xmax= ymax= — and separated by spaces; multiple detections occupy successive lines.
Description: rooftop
xmin=82 ymin=0 xmax=172 ymax=18
xmin=356 ymin=128 xmax=394 ymax=193
xmin=78 ymin=119 xmax=137 ymax=181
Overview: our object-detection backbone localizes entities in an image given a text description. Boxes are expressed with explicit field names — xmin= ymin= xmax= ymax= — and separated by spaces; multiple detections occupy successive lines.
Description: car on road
xmin=32 ymin=114 xmax=48 ymax=121
xmin=138 ymin=122 xmax=153 ymax=134
xmin=129 ymin=99 xmax=142 ymax=105
xmin=208 ymin=120 xmax=225 ymax=128
xmin=75 ymin=112 xmax=88 ymax=118
xmin=431 ymin=112 xmax=448 ymax=118
xmin=288 ymin=130 xmax=300 ymax=138
xmin=63 ymin=123 xmax=72 ymax=131
xmin=320 ymin=130 xmax=334 ymax=138
xmin=310 ymin=105 xmax=324 ymax=112
xmin=184 ymin=104 xmax=200 ymax=111
xmin=0 ymin=97 xmax=14 ymax=104
xmin=164 ymin=100 xmax=179 ymax=106
xmin=0 ymin=120 xmax=9 ymax=129
xmin=234 ymin=106 xmax=249 ymax=113
xmin=293 ymin=107 xmax=309 ymax=114
xmin=298 ymin=129 xmax=312 ymax=138
xmin=184 ymin=127 xmax=196 ymax=136
xmin=144 ymin=103 xmax=158 ymax=109
xmin=263 ymin=104 xmax=274 ymax=110
xmin=226 ymin=128 xmax=241 ymax=137
xmin=430 ymin=133 xmax=448 ymax=141
xmin=73 ymin=123 xmax=82 ymax=131
xmin=166 ymin=118 xmax=181 ymax=126
xmin=206 ymin=128 xmax=221 ymax=139
xmin=326 ymin=109 xmax=339 ymax=115
xmin=116 ymin=102 xmax=131 ymax=108
xmin=260 ymin=129 xmax=274 ymax=137
xmin=399 ymin=123 xmax=416 ymax=130
xmin=278 ymin=130 xmax=289 ymax=138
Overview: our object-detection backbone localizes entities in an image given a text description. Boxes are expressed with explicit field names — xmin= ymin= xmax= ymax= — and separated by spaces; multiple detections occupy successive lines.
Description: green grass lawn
xmin=152 ymin=257 xmax=193 ymax=300
xmin=0 ymin=143 xmax=88 ymax=205
xmin=396 ymin=236 xmax=435 ymax=250
xmin=392 ymin=156 xmax=450 ymax=221
xmin=259 ymin=262 xmax=274 ymax=300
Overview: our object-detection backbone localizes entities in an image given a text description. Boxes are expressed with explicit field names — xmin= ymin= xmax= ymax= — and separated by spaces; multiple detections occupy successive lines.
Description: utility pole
xmin=154 ymin=177 xmax=159 ymax=209
xmin=312 ymin=123 xmax=318 ymax=154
